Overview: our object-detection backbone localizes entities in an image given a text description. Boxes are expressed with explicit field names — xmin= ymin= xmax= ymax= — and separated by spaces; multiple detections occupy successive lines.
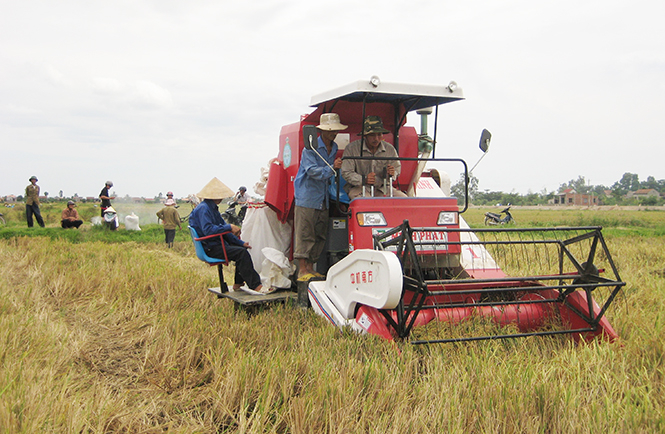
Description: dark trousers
xmin=164 ymin=229 xmax=176 ymax=246
xmin=205 ymin=243 xmax=261 ymax=289
xmin=26 ymin=203 xmax=45 ymax=228
xmin=61 ymin=220 xmax=83 ymax=229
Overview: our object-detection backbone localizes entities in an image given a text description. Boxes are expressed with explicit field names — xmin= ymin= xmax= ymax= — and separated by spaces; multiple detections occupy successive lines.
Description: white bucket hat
xmin=165 ymin=199 xmax=176 ymax=206
xmin=196 ymin=177 xmax=235 ymax=200
xmin=316 ymin=113 xmax=348 ymax=131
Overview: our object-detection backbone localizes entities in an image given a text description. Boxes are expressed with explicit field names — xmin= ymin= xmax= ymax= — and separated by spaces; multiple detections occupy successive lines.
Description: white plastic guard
xmin=314 ymin=249 xmax=403 ymax=319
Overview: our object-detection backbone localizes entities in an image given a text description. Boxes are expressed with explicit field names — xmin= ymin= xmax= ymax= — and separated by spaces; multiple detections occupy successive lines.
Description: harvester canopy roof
xmin=310 ymin=79 xmax=464 ymax=112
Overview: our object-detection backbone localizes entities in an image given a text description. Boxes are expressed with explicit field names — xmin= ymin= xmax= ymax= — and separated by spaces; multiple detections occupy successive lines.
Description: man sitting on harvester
xmin=189 ymin=177 xmax=264 ymax=292
xmin=341 ymin=116 xmax=408 ymax=199
xmin=293 ymin=113 xmax=346 ymax=281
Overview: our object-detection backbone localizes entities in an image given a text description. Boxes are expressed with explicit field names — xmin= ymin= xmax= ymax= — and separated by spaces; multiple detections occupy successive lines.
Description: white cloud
xmin=132 ymin=80 xmax=174 ymax=110
xmin=0 ymin=0 xmax=664 ymax=198
xmin=91 ymin=77 xmax=124 ymax=94
xmin=45 ymin=64 xmax=67 ymax=86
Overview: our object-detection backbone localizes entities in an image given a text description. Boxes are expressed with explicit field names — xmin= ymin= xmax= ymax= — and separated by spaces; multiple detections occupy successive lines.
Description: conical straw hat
xmin=196 ymin=177 xmax=235 ymax=200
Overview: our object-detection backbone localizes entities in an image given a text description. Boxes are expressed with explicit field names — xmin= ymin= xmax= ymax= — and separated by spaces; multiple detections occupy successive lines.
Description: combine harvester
xmin=263 ymin=77 xmax=625 ymax=344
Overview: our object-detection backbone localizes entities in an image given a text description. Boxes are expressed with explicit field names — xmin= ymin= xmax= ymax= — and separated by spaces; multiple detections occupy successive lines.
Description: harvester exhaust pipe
xmin=406 ymin=107 xmax=435 ymax=197
xmin=417 ymin=107 xmax=433 ymax=136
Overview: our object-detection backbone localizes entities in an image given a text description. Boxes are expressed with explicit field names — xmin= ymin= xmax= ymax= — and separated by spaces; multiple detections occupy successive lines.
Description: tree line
xmin=453 ymin=172 xmax=665 ymax=206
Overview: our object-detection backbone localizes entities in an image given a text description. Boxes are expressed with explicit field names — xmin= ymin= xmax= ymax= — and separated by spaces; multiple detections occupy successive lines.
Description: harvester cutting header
xmin=241 ymin=76 xmax=625 ymax=344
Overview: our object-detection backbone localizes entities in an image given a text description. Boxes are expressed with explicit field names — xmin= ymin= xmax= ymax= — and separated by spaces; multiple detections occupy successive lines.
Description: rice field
xmin=0 ymin=206 xmax=664 ymax=433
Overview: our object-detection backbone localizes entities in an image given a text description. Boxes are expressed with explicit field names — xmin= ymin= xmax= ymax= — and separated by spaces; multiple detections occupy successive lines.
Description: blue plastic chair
xmin=189 ymin=226 xmax=230 ymax=293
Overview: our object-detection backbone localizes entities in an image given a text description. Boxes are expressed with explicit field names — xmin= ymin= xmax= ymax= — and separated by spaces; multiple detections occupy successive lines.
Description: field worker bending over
xmin=189 ymin=177 xmax=264 ymax=292
xmin=61 ymin=200 xmax=83 ymax=229
xmin=25 ymin=175 xmax=45 ymax=228
xmin=293 ymin=113 xmax=346 ymax=281
xmin=341 ymin=116 xmax=407 ymax=200
xmin=156 ymin=198 xmax=181 ymax=248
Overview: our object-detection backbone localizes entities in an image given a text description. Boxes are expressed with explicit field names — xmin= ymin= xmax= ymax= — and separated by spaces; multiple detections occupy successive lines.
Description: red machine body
xmin=265 ymin=78 xmax=624 ymax=345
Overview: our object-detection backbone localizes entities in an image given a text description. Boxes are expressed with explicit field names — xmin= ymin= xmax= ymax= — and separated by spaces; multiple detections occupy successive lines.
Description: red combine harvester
xmin=264 ymin=77 xmax=625 ymax=344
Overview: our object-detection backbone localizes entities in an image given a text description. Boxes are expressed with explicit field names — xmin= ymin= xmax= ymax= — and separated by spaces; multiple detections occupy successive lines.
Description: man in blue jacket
xmin=293 ymin=113 xmax=346 ymax=281
xmin=190 ymin=177 xmax=263 ymax=292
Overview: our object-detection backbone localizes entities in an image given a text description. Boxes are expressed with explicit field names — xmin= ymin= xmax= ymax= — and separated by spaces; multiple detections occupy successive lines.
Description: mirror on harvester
xmin=302 ymin=125 xmax=317 ymax=150
xmin=479 ymin=129 xmax=492 ymax=153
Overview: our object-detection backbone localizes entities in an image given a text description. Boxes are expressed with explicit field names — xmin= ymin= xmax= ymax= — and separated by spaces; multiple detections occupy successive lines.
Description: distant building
xmin=626 ymin=189 xmax=660 ymax=199
xmin=549 ymin=188 xmax=598 ymax=206
xmin=3 ymin=195 xmax=17 ymax=203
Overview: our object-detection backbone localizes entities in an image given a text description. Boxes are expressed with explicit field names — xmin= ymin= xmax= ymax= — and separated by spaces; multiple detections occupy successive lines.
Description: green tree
xmin=559 ymin=176 xmax=590 ymax=194
xmin=451 ymin=173 xmax=479 ymax=202
xmin=640 ymin=176 xmax=665 ymax=192
xmin=613 ymin=172 xmax=640 ymax=193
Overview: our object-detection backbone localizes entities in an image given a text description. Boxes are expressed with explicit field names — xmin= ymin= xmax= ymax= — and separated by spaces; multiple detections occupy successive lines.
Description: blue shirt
xmin=189 ymin=199 xmax=244 ymax=248
xmin=294 ymin=136 xmax=338 ymax=209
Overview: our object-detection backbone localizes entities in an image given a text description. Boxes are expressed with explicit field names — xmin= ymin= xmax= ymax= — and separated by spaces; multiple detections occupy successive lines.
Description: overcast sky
xmin=2 ymin=0 xmax=663 ymax=199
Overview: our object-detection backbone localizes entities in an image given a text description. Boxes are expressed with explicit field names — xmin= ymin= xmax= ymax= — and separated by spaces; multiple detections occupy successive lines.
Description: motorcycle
xmin=484 ymin=206 xmax=515 ymax=225
xmin=221 ymin=200 xmax=245 ymax=226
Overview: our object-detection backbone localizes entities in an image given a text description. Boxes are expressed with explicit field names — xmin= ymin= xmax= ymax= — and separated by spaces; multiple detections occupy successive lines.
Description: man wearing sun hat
xmin=341 ymin=115 xmax=407 ymax=199
xmin=156 ymin=198 xmax=181 ymax=248
xmin=189 ymin=177 xmax=264 ymax=292
xmin=293 ymin=113 xmax=346 ymax=281
xmin=25 ymin=175 xmax=45 ymax=228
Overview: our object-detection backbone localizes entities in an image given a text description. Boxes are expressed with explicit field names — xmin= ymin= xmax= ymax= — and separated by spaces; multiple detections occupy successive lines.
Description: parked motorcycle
xmin=221 ymin=200 xmax=245 ymax=226
xmin=484 ymin=206 xmax=515 ymax=225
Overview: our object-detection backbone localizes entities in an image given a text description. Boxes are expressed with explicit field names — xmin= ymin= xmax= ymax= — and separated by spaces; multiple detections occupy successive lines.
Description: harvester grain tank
xmin=264 ymin=77 xmax=625 ymax=344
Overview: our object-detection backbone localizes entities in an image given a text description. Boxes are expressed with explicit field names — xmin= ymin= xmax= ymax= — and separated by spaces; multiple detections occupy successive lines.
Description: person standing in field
xmin=156 ymin=198 xmax=181 ymax=248
xmin=61 ymin=200 xmax=83 ymax=229
xmin=25 ymin=175 xmax=45 ymax=228
xmin=99 ymin=180 xmax=115 ymax=217
xmin=293 ymin=113 xmax=346 ymax=281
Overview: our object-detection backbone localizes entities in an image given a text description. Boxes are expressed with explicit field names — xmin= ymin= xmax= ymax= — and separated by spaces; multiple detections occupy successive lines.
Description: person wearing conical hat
xmin=189 ymin=177 xmax=264 ymax=292
xmin=293 ymin=113 xmax=346 ymax=281
xmin=341 ymin=116 xmax=407 ymax=199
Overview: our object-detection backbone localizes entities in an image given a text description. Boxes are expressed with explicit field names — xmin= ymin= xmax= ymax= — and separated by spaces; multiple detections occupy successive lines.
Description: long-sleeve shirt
xmin=341 ymin=139 xmax=401 ymax=192
xmin=189 ymin=199 xmax=244 ymax=248
xmin=61 ymin=208 xmax=81 ymax=221
xmin=25 ymin=184 xmax=40 ymax=206
xmin=294 ymin=136 xmax=338 ymax=210
xmin=156 ymin=206 xmax=181 ymax=230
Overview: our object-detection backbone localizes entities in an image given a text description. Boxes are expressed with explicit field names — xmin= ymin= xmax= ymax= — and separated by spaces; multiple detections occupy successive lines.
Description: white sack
xmin=259 ymin=247 xmax=296 ymax=289
xmin=124 ymin=213 xmax=141 ymax=231
xmin=241 ymin=203 xmax=292 ymax=275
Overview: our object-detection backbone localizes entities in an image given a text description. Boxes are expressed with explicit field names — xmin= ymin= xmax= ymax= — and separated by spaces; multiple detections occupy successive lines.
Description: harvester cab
xmin=264 ymin=77 xmax=625 ymax=345
xmin=266 ymin=77 xmax=470 ymax=268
